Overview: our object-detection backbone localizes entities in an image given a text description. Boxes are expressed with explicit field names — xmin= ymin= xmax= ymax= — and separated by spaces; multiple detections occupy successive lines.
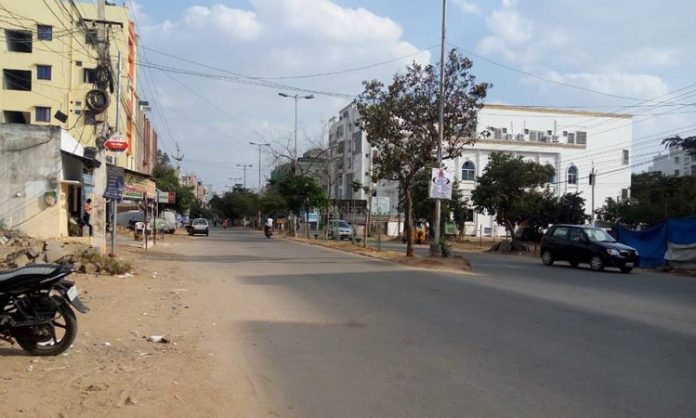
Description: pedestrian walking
xmin=82 ymin=198 xmax=93 ymax=236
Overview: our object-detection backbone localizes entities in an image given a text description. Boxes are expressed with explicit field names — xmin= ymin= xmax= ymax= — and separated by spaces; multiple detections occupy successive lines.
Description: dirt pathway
xmin=0 ymin=237 xmax=238 ymax=418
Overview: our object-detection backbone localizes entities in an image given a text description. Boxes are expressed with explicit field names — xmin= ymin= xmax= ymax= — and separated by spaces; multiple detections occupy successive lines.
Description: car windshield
xmin=193 ymin=219 xmax=206 ymax=225
xmin=585 ymin=228 xmax=616 ymax=242
xmin=338 ymin=221 xmax=350 ymax=228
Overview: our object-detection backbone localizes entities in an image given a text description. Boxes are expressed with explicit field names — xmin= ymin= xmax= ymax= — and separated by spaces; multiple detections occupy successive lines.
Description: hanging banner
xmin=429 ymin=168 xmax=454 ymax=200
xmin=104 ymin=165 xmax=124 ymax=200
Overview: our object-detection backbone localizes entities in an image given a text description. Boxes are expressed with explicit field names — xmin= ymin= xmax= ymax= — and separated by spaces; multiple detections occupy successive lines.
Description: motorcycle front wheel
xmin=14 ymin=302 xmax=77 ymax=356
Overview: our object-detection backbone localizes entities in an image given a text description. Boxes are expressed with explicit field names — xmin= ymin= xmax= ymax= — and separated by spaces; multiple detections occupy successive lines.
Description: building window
xmin=4 ymin=29 xmax=32 ymax=52
xmin=576 ymin=131 xmax=587 ymax=145
xmin=3 ymin=69 xmax=32 ymax=90
xmin=37 ymin=65 xmax=52 ymax=80
xmin=621 ymin=188 xmax=629 ymax=200
xmin=465 ymin=209 xmax=474 ymax=222
xmin=691 ymin=165 xmax=696 ymax=176
xmin=461 ymin=161 xmax=476 ymax=181
xmin=74 ymin=109 xmax=81 ymax=115
xmin=37 ymin=25 xmax=53 ymax=40
xmin=622 ymin=149 xmax=629 ymax=165
xmin=35 ymin=106 xmax=51 ymax=122
xmin=567 ymin=165 xmax=578 ymax=185
xmin=675 ymin=169 xmax=680 ymax=176
xmin=75 ymin=60 xmax=82 ymax=67
xmin=2 ymin=110 xmax=30 ymax=124
xmin=83 ymin=68 xmax=98 ymax=84
xmin=567 ymin=132 xmax=576 ymax=144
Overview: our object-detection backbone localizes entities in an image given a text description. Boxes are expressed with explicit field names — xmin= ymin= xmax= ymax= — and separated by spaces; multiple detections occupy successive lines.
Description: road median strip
xmin=283 ymin=235 xmax=473 ymax=273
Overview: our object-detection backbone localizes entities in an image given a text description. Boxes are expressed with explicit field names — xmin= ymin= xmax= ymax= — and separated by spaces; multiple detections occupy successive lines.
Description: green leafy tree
xmin=356 ymin=49 xmax=490 ymax=256
xmin=277 ymin=174 xmax=327 ymax=238
xmin=471 ymin=152 xmax=555 ymax=242
xmin=597 ymin=172 xmax=696 ymax=226
xmin=525 ymin=192 xmax=588 ymax=240
xmin=151 ymin=152 xmax=195 ymax=214
xmin=208 ymin=186 xmax=260 ymax=224
xmin=409 ymin=169 xmax=468 ymax=235
xmin=662 ymin=135 xmax=696 ymax=157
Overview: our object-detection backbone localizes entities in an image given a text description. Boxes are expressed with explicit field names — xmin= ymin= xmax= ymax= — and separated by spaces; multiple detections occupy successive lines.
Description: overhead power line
xmin=448 ymin=41 xmax=690 ymax=106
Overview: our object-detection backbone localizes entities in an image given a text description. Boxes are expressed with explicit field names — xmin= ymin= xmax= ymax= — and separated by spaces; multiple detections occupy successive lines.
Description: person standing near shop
xmin=83 ymin=198 xmax=93 ymax=236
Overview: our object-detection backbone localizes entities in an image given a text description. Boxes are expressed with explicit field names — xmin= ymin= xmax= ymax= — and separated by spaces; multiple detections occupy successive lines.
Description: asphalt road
xmin=172 ymin=228 xmax=696 ymax=418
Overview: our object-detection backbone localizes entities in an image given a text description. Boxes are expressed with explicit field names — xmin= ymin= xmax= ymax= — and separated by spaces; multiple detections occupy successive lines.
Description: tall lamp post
xmin=228 ymin=177 xmax=243 ymax=190
xmin=249 ymin=142 xmax=271 ymax=192
xmin=278 ymin=92 xmax=313 ymax=236
xmin=236 ymin=164 xmax=253 ymax=190
xmin=277 ymin=93 xmax=314 ymax=171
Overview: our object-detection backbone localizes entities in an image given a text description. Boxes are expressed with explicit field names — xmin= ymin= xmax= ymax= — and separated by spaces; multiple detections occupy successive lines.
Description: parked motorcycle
xmin=264 ymin=225 xmax=272 ymax=238
xmin=0 ymin=264 xmax=88 ymax=356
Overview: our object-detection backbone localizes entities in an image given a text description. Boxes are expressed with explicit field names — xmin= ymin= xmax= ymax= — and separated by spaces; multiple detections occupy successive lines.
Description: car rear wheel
xmin=541 ymin=250 xmax=554 ymax=266
xmin=590 ymin=255 xmax=604 ymax=272
xmin=620 ymin=266 xmax=633 ymax=273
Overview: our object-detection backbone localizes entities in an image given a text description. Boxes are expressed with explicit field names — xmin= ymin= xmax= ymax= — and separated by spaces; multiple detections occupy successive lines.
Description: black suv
xmin=540 ymin=225 xmax=640 ymax=273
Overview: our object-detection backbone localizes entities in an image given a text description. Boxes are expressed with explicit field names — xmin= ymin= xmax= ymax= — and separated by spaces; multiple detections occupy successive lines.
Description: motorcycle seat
xmin=0 ymin=264 xmax=63 ymax=283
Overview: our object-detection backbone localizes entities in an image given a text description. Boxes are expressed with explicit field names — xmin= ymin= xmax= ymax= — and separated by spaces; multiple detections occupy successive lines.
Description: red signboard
xmin=104 ymin=133 xmax=129 ymax=153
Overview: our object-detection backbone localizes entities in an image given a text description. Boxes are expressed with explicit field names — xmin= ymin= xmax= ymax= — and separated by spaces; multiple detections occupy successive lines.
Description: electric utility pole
xmin=431 ymin=0 xmax=447 ymax=257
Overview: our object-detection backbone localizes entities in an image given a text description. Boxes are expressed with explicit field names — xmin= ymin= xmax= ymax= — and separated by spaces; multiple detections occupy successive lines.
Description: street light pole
xmin=278 ymin=93 xmax=313 ymax=237
xmin=431 ymin=0 xmax=447 ymax=257
xmin=249 ymin=142 xmax=271 ymax=192
xmin=237 ymin=164 xmax=252 ymax=189
xmin=278 ymin=93 xmax=314 ymax=171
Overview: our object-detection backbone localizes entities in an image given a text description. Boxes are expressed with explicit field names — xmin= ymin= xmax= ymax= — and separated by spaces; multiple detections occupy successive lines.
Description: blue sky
xmin=127 ymin=0 xmax=696 ymax=191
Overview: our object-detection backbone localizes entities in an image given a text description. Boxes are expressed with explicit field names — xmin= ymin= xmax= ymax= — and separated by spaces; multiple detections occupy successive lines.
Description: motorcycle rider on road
xmin=264 ymin=217 xmax=273 ymax=238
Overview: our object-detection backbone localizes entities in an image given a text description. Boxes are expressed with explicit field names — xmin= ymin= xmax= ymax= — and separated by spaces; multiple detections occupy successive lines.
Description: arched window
xmin=567 ymin=165 xmax=578 ymax=185
xmin=462 ymin=161 xmax=476 ymax=181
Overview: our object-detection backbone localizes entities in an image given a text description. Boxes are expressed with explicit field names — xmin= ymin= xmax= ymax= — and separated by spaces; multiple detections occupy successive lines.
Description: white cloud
xmin=452 ymin=0 xmax=481 ymax=14
xmin=547 ymin=71 xmax=669 ymax=100
xmin=476 ymin=0 xmax=535 ymax=61
xmin=137 ymin=0 xmax=429 ymax=190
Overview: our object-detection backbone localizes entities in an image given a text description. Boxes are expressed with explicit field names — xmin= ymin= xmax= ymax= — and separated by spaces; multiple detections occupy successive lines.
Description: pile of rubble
xmin=0 ymin=229 xmax=91 ymax=271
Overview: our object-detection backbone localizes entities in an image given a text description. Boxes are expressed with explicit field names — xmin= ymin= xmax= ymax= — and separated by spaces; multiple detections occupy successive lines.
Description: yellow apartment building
xmin=0 ymin=1 xmax=158 ymax=246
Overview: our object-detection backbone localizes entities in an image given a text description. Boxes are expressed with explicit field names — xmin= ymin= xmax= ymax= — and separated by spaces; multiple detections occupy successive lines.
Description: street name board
xmin=104 ymin=165 xmax=124 ymax=200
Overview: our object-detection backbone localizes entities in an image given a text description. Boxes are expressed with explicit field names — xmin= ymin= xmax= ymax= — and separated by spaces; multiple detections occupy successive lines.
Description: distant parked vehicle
xmin=328 ymin=220 xmax=352 ymax=240
xmin=540 ymin=224 xmax=640 ymax=273
xmin=402 ymin=221 xmax=428 ymax=244
xmin=160 ymin=210 xmax=177 ymax=234
xmin=189 ymin=218 xmax=209 ymax=236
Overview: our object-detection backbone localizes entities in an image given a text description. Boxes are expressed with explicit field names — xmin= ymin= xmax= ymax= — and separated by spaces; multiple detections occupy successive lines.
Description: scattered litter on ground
xmin=146 ymin=335 xmax=170 ymax=344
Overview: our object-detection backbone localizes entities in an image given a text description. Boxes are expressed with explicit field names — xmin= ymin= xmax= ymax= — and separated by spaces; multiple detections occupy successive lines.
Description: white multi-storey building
xmin=330 ymin=103 xmax=633 ymax=237
xmin=328 ymin=104 xmax=374 ymax=202
xmin=647 ymin=147 xmax=696 ymax=177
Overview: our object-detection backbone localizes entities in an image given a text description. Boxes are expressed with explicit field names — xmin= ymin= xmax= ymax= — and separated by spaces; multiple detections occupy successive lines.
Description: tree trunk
xmin=404 ymin=184 xmax=415 ymax=257
xmin=305 ymin=208 xmax=310 ymax=239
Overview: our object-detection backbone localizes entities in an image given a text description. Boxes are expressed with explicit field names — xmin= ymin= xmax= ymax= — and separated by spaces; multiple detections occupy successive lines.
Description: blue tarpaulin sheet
xmin=616 ymin=216 xmax=696 ymax=268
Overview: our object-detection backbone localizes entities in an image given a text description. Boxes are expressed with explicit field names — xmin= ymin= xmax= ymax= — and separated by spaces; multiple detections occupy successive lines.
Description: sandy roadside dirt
xmin=0 ymin=236 xmax=234 ymax=418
